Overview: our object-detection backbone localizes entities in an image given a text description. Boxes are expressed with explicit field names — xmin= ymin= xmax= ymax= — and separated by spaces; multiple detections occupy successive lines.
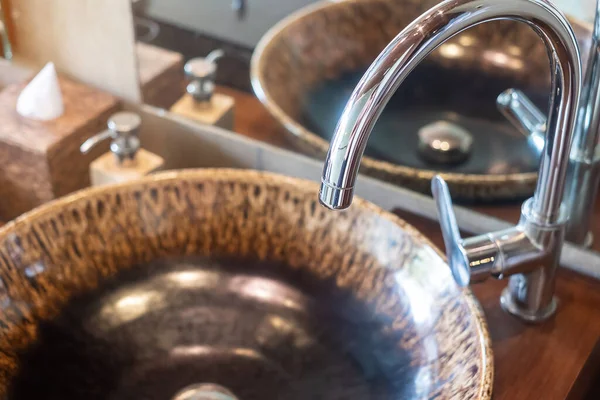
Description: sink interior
xmin=10 ymin=256 xmax=418 ymax=399
xmin=0 ymin=170 xmax=492 ymax=399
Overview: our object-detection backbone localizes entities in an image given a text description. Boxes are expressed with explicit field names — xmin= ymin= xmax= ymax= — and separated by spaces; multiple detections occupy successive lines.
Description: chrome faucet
xmin=497 ymin=2 xmax=600 ymax=247
xmin=319 ymin=0 xmax=581 ymax=322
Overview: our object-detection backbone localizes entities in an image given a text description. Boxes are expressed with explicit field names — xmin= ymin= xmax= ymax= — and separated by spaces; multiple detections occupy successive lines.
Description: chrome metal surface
xmin=563 ymin=1 xmax=600 ymax=246
xmin=499 ymin=0 xmax=600 ymax=246
xmin=430 ymin=176 xmax=471 ymax=286
xmin=108 ymin=112 xmax=143 ymax=134
xmin=318 ymin=0 xmax=581 ymax=321
xmin=500 ymin=286 xmax=558 ymax=322
xmin=564 ymin=155 xmax=600 ymax=245
xmin=417 ymin=121 xmax=473 ymax=164
xmin=172 ymin=383 xmax=238 ymax=400
xmin=79 ymin=130 xmax=113 ymax=154
xmin=185 ymin=50 xmax=225 ymax=103
xmin=80 ymin=112 xmax=142 ymax=163
xmin=432 ymin=176 xmax=565 ymax=321
xmin=496 ymin=88 xmax=546 ymax=153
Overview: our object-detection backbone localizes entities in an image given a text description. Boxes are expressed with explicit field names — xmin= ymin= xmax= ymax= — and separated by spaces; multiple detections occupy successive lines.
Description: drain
xmin=417 ymin=120 xmax=473 ymax=164
xmin=172 ymin=383 xmax=239 ymax=400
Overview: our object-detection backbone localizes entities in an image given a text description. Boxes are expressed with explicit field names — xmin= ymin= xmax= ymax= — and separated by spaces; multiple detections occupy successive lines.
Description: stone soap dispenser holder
xmin=80 ymin=112 xmax=164 ymax=186
xmin=170 ymin=49 xmax=235 ymax=130
xmin=0 ymin=62 xmax=119 ymax=220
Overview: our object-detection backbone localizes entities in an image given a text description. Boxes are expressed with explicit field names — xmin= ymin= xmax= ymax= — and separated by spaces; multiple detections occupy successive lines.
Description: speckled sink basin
xmin=251 ymin=0 xmax=591 ymax=201
xmin=0 ymin=169 xmax=492 ymax=399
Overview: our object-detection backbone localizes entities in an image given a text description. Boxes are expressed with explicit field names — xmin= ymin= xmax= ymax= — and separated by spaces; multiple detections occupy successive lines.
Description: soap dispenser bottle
xmin=80 ymin=111 xmax=164 ymax=186
xmin=170 ymin=49 xmax=235 ymax=130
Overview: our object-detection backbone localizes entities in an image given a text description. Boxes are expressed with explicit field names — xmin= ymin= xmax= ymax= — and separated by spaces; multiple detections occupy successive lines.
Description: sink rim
xmin=250 ymin=0 xmax=591 ymax=201
xmin=0 ymin=168 xmax=493 ymax=399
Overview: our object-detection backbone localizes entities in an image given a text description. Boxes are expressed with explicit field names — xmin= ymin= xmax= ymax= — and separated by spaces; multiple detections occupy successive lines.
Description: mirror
xmin=0 ymin=0 xmax=597 ymax=262
xmin=132 ymin=0 xmax=600 ymax=261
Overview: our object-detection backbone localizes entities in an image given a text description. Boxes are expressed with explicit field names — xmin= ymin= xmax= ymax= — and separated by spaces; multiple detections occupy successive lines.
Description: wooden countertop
xmin=217 ymin=85 xmax=600 ymax=400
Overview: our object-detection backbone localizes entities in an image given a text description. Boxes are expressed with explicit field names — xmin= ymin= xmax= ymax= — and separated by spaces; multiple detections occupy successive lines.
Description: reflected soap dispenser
xmin=80 ymin=111 xmax=164 ymax=186
xmin=170 ymin=49 xmax=234 ymax=130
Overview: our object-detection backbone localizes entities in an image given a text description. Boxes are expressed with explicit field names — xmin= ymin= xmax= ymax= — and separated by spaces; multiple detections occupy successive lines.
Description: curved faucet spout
xmin=319 ymin=0 xmax=581 ymax=225
xmin=319 ymin=0 xmax=582 ymax=322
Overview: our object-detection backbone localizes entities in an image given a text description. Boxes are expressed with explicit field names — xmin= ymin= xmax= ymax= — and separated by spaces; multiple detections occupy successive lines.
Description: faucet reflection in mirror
xmin=498 ymin=0 xmax=600 ymax=248
xmin=318 ymin=0 xmax=581 ymax=322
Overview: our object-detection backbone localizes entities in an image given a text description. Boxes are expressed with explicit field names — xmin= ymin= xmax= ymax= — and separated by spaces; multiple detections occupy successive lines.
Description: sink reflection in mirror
xmin=252 ymin=0 xmax=592 ymax=202
xmin=302 ymin=65 xmax=541 ymax=177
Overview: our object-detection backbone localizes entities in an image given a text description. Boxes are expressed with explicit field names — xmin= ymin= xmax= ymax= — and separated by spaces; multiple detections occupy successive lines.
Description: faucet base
xmin=500 ymin=287 xmax=558 ymax=323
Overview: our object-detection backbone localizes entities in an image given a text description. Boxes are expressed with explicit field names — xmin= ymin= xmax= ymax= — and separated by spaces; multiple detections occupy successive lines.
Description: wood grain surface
xmin=217 ymin=86 xmax=290 ymax=148
xmin=137 ymin=42 xmax=184 ymax=109
xmin=217 ymin=85 xmax=600 ymax=400
xmin=0 ymin=75 xmax=119 ymax=220
xmin=396 ymin=210 xmax=600 ymax=400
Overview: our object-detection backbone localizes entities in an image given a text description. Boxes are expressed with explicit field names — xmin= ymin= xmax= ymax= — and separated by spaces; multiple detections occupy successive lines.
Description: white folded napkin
xmin=16 ymin=62 xmax=64 ymax=121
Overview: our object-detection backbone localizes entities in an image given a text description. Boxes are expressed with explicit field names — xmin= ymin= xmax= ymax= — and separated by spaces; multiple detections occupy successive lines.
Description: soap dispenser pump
xmin=80 ymin=111 xmax=164 ymax=186
xmin=170 ymin=49 xmax=235 ymax=130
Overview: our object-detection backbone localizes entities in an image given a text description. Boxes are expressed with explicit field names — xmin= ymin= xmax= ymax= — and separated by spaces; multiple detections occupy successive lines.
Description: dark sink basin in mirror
xmin=0 ymin=170 xmax=492 ymax=399
xmin=303 ymin=65 xmax=543 ymax=176
xmin=252 ymin=0 xmax=592 ymax=201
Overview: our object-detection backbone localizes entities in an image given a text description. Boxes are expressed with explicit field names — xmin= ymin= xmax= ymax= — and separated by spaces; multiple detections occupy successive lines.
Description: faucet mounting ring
xmin=500 ymin=286 xmax=558 ymax=323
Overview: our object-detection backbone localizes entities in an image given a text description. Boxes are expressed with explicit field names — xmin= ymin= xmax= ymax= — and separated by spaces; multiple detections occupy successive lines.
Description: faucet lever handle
xmin=497 ymin=88 xmax=547 ymax=137
xmin=431 ymin=175 xmax=471 ymax=287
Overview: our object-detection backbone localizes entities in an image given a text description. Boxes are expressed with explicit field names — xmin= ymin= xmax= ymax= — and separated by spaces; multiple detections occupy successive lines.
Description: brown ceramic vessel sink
xmin=251 ymin=0 xmax=591 ymax=202
xmin=0 ymin=170 xmax=491 ymax=399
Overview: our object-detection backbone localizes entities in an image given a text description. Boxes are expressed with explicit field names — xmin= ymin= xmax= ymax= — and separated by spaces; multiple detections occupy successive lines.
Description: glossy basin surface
xmin=251 ymin=0 xmax=591 ymax=201
xmin=0 ymin=170 xmax=492 ymax=399
xmin=303 ymin=67 xmax=540 ymax=175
